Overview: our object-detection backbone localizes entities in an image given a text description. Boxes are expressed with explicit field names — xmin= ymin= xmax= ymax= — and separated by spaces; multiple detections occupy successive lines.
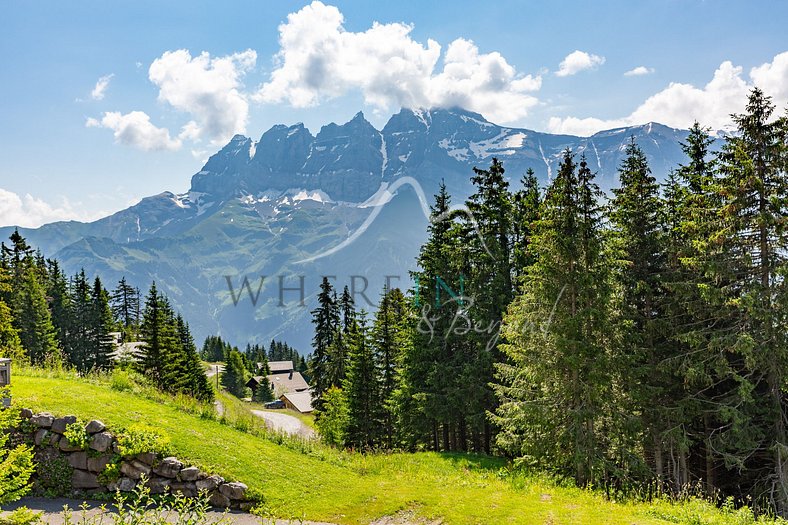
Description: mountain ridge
xmin=1 ymin=108 xmax=716 ymax=348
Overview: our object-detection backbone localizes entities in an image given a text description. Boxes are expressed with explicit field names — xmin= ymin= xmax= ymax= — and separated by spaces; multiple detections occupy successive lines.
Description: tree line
xmin=0 ymin=235 xmax=212 ymax=402
xmin=308 ymin=88 xmax=788 ymax=514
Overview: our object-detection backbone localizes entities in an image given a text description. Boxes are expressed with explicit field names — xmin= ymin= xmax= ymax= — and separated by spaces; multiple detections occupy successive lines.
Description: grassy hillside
xmin=9 ymin=369 xmax=779 ymax=525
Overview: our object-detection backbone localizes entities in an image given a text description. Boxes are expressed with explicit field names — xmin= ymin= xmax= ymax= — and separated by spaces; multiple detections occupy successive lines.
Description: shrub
xmin=35 ymin=456 xmax=72 ymax=498
xmin=0 ymin=507 xmax=42 ymax=525
xmin=109 ymin=368 xmax=137 ymax=392
xmin=63 ymin=422 xmax=89 ymax=450
xmin=0 ymin=404 xmax=35 ymax=504
xmin=315 ymin=387 xmax=348 ymax=447
xmin=116 ymin=424 xmax=171 ymax=458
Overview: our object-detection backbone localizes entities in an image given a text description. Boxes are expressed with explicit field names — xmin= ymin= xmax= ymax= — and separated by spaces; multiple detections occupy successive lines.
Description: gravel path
xmin=249 ymin=410 xmax=316 ymax=439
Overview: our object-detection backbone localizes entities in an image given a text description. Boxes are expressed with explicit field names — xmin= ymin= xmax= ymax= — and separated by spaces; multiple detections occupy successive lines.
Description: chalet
xmin=107 ymin=332 xmax=145 ymax=364
xmin=279 ymin=391 xmax=314 ymax=413
xmin=246 ymin=360 xmax=310 ymax=398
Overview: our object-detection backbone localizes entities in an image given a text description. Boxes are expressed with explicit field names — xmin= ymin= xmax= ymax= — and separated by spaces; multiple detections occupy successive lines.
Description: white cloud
xmin=90 ymin=74 xmax=114 ymax=100
xmin=255 ymin=1 xmax=541 ymax=123
xmin=86 ymin=111 xmax=182 ymax=151
xmin=624 ymin=66 xmax=654 ymax=77
xmin=548 ymin=52 xmax=788 ymax=136
xmin=148 ymin=49 xmax=257 ymax=145
xmin=0 ymin=188 xmax=104 ymax=228
xmin=750 ymin=51 xmax=788 ymax=107
xmin=555 ymin=50 xmax=605 ymax=77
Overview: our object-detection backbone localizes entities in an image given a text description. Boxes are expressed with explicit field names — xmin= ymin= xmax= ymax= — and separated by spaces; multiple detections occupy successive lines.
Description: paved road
xmin=250 ymin=410 xmax=316 ymax=439
xmin=1 ymin=497 xmax=336 ymax=525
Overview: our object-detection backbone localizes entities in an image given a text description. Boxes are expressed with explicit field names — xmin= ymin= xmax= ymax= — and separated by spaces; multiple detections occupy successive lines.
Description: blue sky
xmin=1 ymin=0 xmax=787 ymax=227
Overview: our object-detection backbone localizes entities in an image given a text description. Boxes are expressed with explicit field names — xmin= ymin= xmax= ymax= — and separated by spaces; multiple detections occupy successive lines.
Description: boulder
xmin=87 ymin=454 xmax=111 ymax=473
xmin=219 ymin=482 xmax=248 ymax=500
xmin=72 ymin=469 xmax=100 ymax=489
xmin=118 ymin=477 xmax=137 ymax=492
xmin=49 ymin=433 xmax=60 ymax=447
xmin=208 ymin=491 xmax=230 ymax=508
xmin=59 ymin=438 xmax=83 ymax=452
xmin=19 ymin=408 xmax=32 ymax=419
xmin=179 ymin=466 xmax=200 ymax=481
xmin=196 ymin=475 xmax=224 ymax=492
xmin=31 ymin=413 xmax=54 ymax=428
xmin=85 ymin=420 xmax=106 ymax=434
xmin=67 ymin=451 xmax=88 ymax=470
xmin=51 ymin=415 xmax=77 ymax=434
xmin=135 ymin=452 xmax=157 ymax=465
xmin=33 ymin=429 xmax=49 ymax=447
xmin=170 ymin=482 xmax=197 ymax=498
xmin=89 ymin=432 xmax=113 ymax=452
xmin=146 ymin=478 xmax=171 ymax=495
xmin=153 ymin=457 xmax=183 ymax=479
xmin=119 ymin=461 xmax=150 ymax=480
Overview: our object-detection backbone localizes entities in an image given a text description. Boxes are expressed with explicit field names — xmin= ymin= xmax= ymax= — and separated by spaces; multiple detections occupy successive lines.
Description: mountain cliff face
xmin=2 ymin=108 xmax=712 ymax=349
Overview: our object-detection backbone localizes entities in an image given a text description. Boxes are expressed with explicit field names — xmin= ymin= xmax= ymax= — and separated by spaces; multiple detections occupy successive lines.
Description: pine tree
xmin=174 ymin=315 xmax=214 ymax=402
xmin=309 ymin=277 xmax=339 ymax=409
xmin=17 ymin=266 xmax=59 ymax=366
xmin=609 ymin=138 xmax=671 ymax=483
xmin=65 ymin=270 xmax=93 ymax=371
xmin=111 ymin=277 xmax=140 ymax=339
xmin=0 ymin=300 xmax=24 ymax=362
xmin=714 ymin=88 xmax=788 ymax=511
xmin=89 ymin=277 xmax=115 ymax=371
xmin=371 ymin=286 xmax=410 ymax=448
xmin=221 ymin=349 xmax=248 ymax=398
xmin=494 ymin=150 xmax=613 ymax=486
xmin=511 ymin=168 xmax=541 ymax=282
xmin=343 ymin=313 xmax=382 ymax=449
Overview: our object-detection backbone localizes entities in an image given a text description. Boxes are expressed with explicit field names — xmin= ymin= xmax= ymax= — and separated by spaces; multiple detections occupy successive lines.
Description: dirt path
xmin=250 ymin=410 xmax=316 ymax=439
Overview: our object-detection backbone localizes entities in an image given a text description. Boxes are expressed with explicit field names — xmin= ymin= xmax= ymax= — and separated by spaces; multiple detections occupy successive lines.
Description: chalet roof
xmin=269 ymin=370 xmax=309 ymax=395
xmin=268 ymin=360 xmax=294 ymax=373
xmin=280 ymin=391 xmax=314 ymax=413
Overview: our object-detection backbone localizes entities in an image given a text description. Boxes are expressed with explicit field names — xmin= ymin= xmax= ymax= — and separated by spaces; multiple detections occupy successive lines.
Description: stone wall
xmin=16 ymin=409 xmax=251 ymax=510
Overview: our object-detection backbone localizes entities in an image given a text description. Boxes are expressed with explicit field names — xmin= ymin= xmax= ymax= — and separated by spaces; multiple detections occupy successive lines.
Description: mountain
xmin=1 ymin=108 xmax=715 ymax=350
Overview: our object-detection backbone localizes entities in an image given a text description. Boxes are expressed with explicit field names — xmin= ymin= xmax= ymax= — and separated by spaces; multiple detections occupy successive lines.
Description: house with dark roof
xmin=246 ymin=360 xmax=310 ymax=398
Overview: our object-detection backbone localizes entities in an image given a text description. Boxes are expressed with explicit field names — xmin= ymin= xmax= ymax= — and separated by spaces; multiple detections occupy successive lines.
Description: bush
xmin=315 ymin=387 xmax=348 ymax=447
xmin=63 ymin=422 xmax=89 ymax=450
xmin=109 ymin=368 xmax=137 ymax=392
xmin=116 ymin=424 xmax=171 ymax=458
xmin=35 ymin=456 xmax=72 ymax=498
xmin=0 ymin=507 xmax=42 ymax=525
xmin=0 ymin=405 xmax=35 ymax=504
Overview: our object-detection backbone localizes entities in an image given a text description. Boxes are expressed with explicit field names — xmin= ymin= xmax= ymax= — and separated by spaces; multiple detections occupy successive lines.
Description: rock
xmin=238 ymin=502 xmax=255 ymax=512
xmin=179 ymin=466 xmax=200 ymax=481
xmin=59 ymin=439 xmax=83 ymax=452
xmin=31 ymin=413 xmax=54 ymax=428
xmin=51 ymin=415 xmax=77 ymax=434
xmin=208 ymin=492 xmax=230 ymax=508
xmin=34 ymin=429 xmax=49 ymax=446
xmin=119 ymin=461 xmax=150 ymax=480
xmin=49 ymin=433 xmax=60 ymax=446
xmin=72 ymin=469 xmax=100 ymax=489
xmin=19 ymin=408 xmax=32 ymax=419
xmin=106 ymin=480 xmax=119 ymax=492
xmin=170 ymin=482 xmax=197 ymax=498
xmin=89 ymin=432 xmax=113 ymax=452
xmin=68 ymin=451 xmax=88 ymax=470
xmin=85 ymin=420 xmax=106 ymax=434
xmin=118 ymin=477 xmax=137 ymax=492
xmin=219 ymin=482 xmax=248 ymax=500
xmin=153 ymin=457 xmax=183 ymax=479
xmin=135 ymin=452 xmax=157 ymax=465
xmin=87 ymin=454 xmax=111 ymax=473
xmin=196 ymin=475 xmax=224 ymax=492
xmin=146 ymin=478 xmax=171 ymax=495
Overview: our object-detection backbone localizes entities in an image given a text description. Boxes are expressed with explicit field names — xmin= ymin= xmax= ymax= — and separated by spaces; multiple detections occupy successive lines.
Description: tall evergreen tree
xmin=343 ymin=313 xmax=382 ymax=449
xmin=309 ymin=277 xmax=340 ymax=409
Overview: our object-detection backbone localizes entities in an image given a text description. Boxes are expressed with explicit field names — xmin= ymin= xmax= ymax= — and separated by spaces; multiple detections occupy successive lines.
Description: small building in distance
xmin=246 ymin=360 xmax=310 ymax=398
xmin=279 ymin=390 xmax=314 ymax=413
xmin=108 ymin=332 xmax=145 ymax=365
